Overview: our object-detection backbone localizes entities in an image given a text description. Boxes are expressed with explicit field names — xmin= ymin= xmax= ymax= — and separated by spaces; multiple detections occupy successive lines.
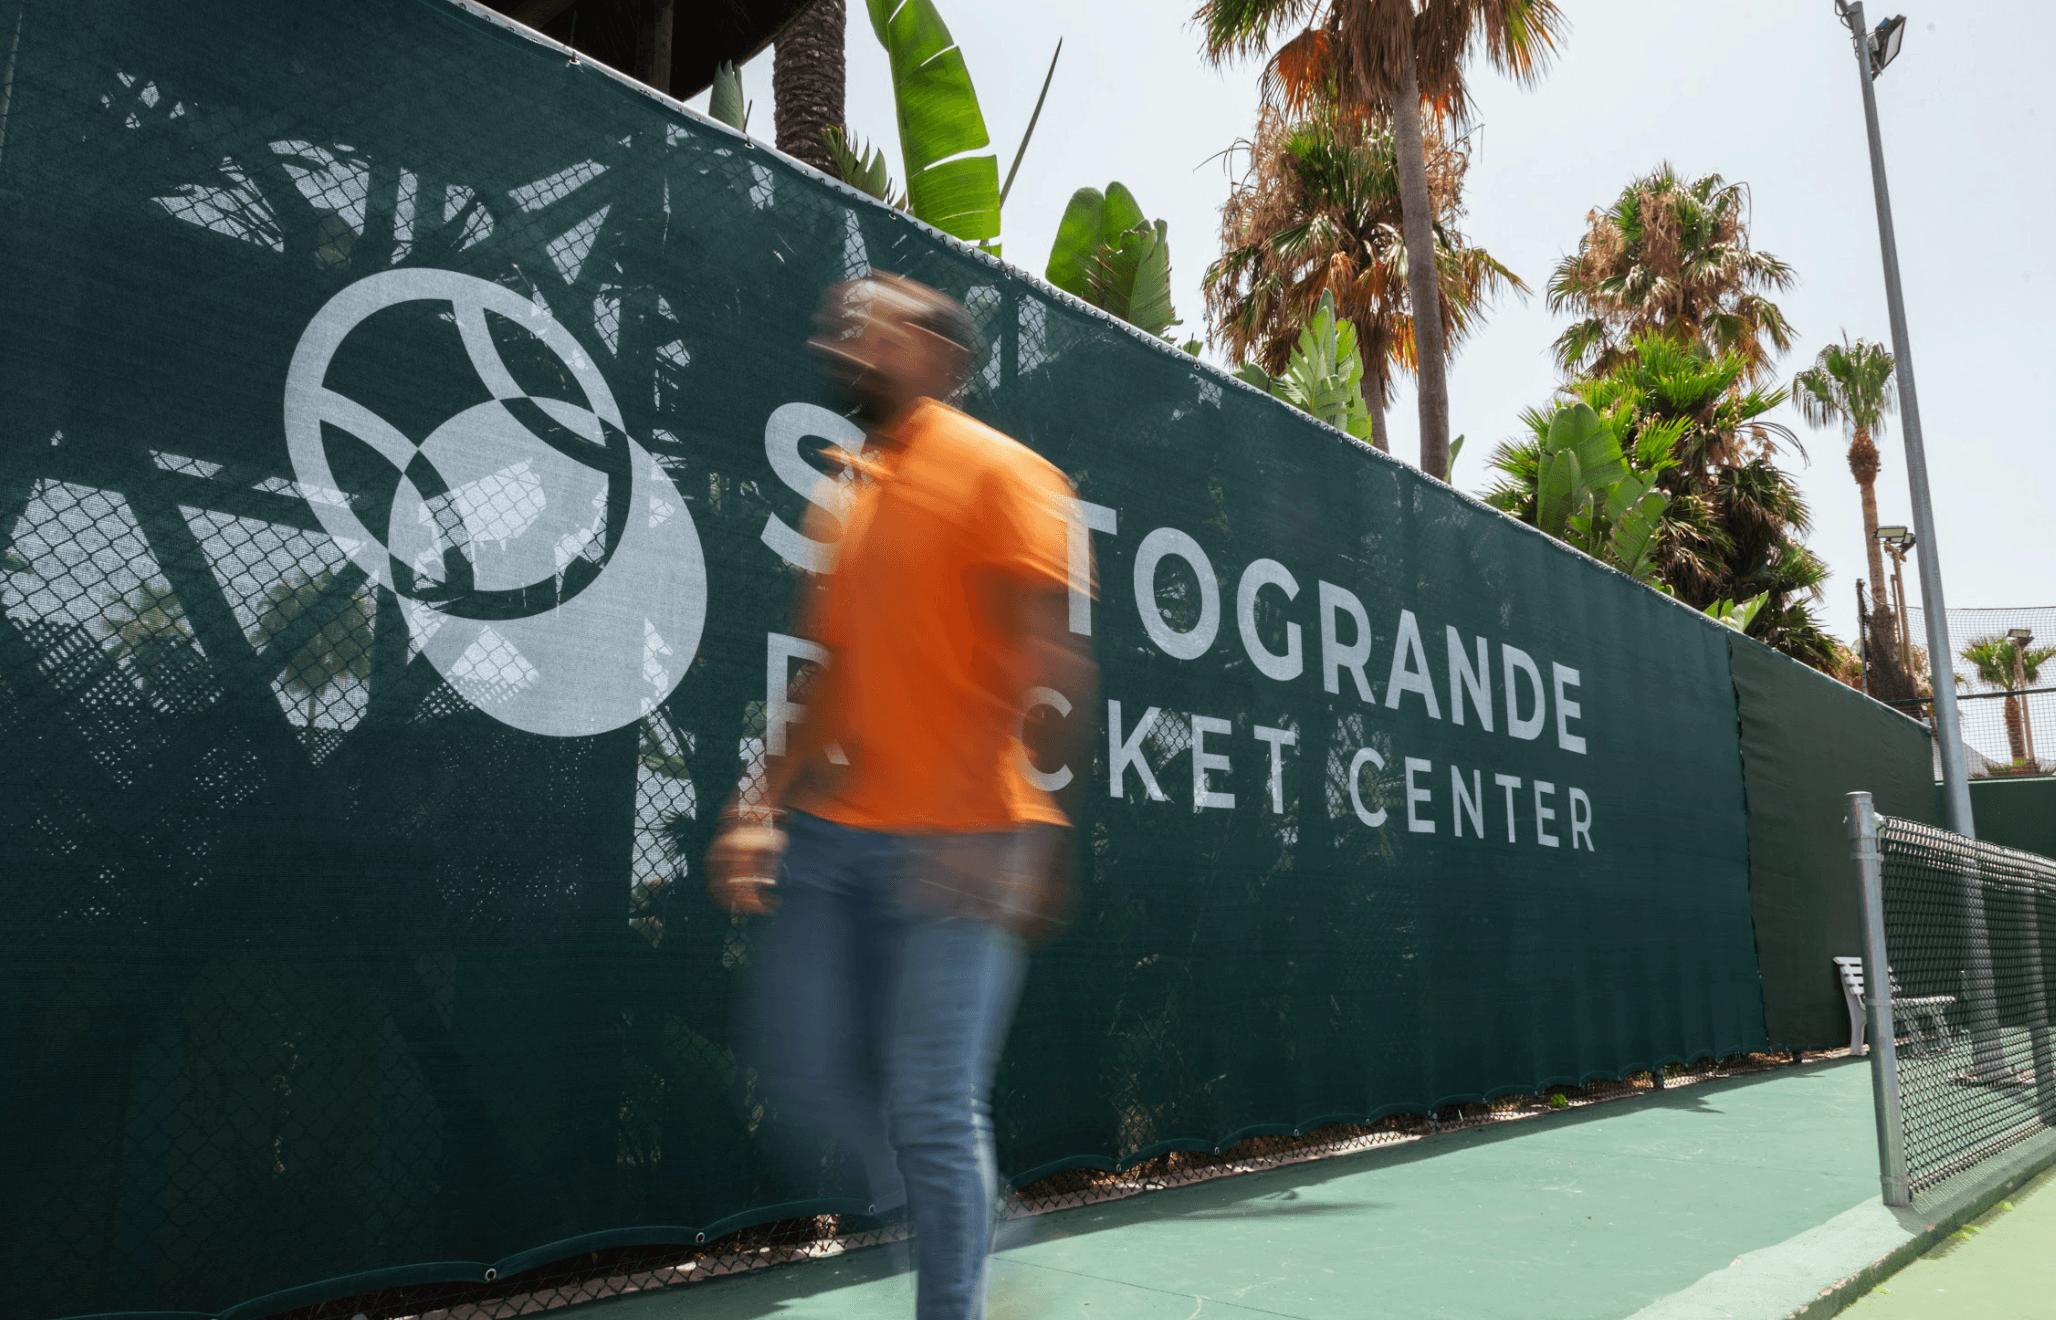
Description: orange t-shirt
xmin=791 ymin=398 xmax=1075 ymax=833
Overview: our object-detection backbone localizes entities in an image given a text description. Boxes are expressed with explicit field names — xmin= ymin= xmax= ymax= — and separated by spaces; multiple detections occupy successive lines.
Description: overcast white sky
xmin=692 ymin=0 xmax=2053 ymax=644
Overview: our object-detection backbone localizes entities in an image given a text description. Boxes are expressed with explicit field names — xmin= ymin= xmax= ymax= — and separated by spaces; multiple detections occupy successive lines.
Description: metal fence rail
xmin=1876 ymin=603 xmax=2056 ymax=781
xmin=1887 ymin=687 xmax=2056 ymax=781
xmin=1905 ymin=606 xmax=2056 ymax=676
xmin=1848 ymin=793 xmax=2056 ymax=1204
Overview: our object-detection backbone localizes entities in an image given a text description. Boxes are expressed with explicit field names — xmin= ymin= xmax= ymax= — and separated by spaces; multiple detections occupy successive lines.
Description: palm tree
xmin=1959 ymin=637 xmax=2054 ymax=770
xmin=1205 ymin=105 xmax=1524 ymax=453
xmin=1487 ymin=335 xmax=1838 ymax=668
xmin=1791 ymin=334 xmax=1902 ymax=693
xmin=250 ymin=571 xmax=374 ymax=727
xmin=1548 ymin=165 xmax=1796 ymax=386
xmin=774 ymin=0 xmax=844 ymax=174
xmin=1198 ymin=0 xmax=1564 ymax=481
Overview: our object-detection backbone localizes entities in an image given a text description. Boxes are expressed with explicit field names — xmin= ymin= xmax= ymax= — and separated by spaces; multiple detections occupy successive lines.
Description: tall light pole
xmin=1835 ymin=1 xmax=1974 ymax=837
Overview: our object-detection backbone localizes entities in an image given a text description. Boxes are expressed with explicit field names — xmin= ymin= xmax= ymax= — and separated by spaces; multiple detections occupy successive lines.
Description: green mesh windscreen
xmin=0 ymin=2 xmax=1769 ymax=1315
xmin=1968 ymin=776 xmax=2056 ymax=860
xmin=1729 ymin=634 xmax=1943 ymax=1049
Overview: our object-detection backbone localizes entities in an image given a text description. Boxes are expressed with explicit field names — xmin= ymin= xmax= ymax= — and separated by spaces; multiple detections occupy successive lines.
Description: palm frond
xmin=1546 ymin=163 xmax=1795 ymax=386
xmin=1204 ymin=98 xmax=1518 ymax=383
xmin=1196 ymin=0 xmax=1326 ymax=63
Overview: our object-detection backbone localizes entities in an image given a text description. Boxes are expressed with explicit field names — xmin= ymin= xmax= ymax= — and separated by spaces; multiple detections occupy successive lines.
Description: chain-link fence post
xmin=1957 ymin=855 xmax=2012 ymax=1082
xmin=2008 ymin=871 xmax=2056 ymax=1126
xmin=1849 ymin=791 xmax=1911 ymax=1207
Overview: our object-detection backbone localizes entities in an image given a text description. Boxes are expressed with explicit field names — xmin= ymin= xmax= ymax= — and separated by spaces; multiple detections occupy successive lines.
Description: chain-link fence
xmin=1906 ymin=606 xmax=2056 ymax=673
xmin=1894 ymin=688 xmax=2056 ymax=781
xmin=1875 ymin=605 xmax=2056 ymax=780
xmin=1852 ymin=802 xmax=2056 ymax=1204
xmin=1884 ymin=686 xmax=2056 ymax=781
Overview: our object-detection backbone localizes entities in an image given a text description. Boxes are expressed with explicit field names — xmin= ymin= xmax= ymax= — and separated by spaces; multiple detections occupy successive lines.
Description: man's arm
xmin=705 ymin=569 xmax=841 ymax=914
xmin=759 ymin=650 xmax=842 ymax=811
xmin=1011 ymin=582 xmax=1097 ymax=939
xmin=1017 ymin=584 xmax=1097 ymax=810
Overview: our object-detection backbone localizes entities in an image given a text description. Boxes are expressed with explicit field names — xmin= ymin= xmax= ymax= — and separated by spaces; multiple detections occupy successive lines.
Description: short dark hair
xmin=842 ymin=272 xmax=980 ymax=359
xmin=903 ymin=288 xmax=979 ymax=359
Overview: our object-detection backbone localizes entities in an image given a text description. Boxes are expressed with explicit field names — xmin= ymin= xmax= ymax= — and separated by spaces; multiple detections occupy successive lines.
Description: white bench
xmin=1835 ymin=956 xmax=1956 ymax=1056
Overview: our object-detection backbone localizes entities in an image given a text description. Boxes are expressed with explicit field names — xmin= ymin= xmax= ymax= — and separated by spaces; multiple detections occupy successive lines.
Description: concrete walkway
xmin=1845 ymin=1164 xmax=2056 ymax=1318
xmin=615 ymin=1059 xmax=1907 ymax=1320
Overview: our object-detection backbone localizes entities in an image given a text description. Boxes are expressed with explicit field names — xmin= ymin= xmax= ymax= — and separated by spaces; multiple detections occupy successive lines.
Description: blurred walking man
xmin=707 ymin=274 xmax=1094 ymax=1320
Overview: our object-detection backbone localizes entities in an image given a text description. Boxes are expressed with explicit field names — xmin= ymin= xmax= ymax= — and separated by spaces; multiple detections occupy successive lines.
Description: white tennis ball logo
xmin=284 ymin=269 xmax=706 ymax=737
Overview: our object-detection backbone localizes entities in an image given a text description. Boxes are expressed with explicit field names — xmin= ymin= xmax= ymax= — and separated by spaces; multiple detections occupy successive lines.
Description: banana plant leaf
xmin=1045 ymin=183 xmax=1146 ymax=300
xmin=865 ymin=0 xmax=1001 ymax=244
xmin=1044 ymin=187 xmax=1107 ymax=299
xmin=1232 ymin=363 xmax=1279 ymax=393
xmin=1045 ymin=183 xmax=1179 ymax=338
xmin=1545 ymin=402 xmax=1627 ymax=493
xmin=1099 ymin=182 xmax=1146 ymax=240
xmin=1277 ymin=290 xmax=1368 ymax=441
xmin=1515 ymin=400 xmax=1681 ymax=583
xmin=1535 ymin=444 xmax=1581 ymax=538
xmin=1230 ymin=291 xmax=1371 ymax=443
xmin=1606 ymin=477 xmax=1669 ymax=583
xmin=709 ymin=62 xmax=749 ymax=133
xmin=1705 ymin=594 xmax=1769 ymax=632
xmin=1092 ymin=220 xmax=1176 ymax=336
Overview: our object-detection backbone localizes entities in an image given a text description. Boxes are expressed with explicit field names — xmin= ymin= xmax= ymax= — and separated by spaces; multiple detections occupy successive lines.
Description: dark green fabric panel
xmin=0 ymin=1 xmax=1763 ymax=1315
xmin=1728 ymin=633 xmax=1943 ymax=1049
xmin=1968 ymin=777 xmax=2056 ymax=859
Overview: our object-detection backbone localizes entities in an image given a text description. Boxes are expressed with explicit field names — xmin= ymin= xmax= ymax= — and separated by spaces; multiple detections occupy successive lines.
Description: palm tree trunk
xmin=651 ymin=0 xmax=674 ymax=93
xmin=1854 ymin=434 xmax=1891 ymax=623
xmin=2005 ymin=694 xmax=2027 ymax=767
xmin=1364 ymin=332 xmax=1392 ymax=454
xmin=634 ymin=0 xmax=675 ymax=94
xmin=1381 ymin=43 xmax=1449 ymax=481
xmin=2019 ymin=655 xmax=2038 ymax=766
xmin=1851 ymin=431 xmax=1904 ymax=698
xmin=774 ymin=0 xmax=845 ymax=175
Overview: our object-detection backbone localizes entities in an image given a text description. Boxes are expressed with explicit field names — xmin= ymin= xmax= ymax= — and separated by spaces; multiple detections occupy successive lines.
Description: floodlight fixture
xmin=1876 ymin=525 xmax=1916 ymax=551
xmin=2007 ymin=628 xmax=2034 ymax=645
xmin=1833 ymin=0 xmax=1907 ymax=77
xmin=1869 ymin=15 xmax=1908 ymax=77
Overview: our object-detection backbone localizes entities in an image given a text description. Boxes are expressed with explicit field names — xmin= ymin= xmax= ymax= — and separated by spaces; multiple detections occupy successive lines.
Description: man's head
xmin=810 ymin=274 xmax=978 ymax=428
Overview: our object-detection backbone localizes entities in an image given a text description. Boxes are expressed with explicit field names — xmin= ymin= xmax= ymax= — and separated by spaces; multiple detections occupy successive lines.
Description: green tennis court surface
xmin=1847 ymin=1165 xmax=2056 ymax=1319
xmin=613 ymin=1059 xmax=1893 ymax=1320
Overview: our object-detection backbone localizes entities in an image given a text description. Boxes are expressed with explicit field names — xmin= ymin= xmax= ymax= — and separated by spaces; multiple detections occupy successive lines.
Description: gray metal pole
xmin=2010 ymin=869 xmax=2056 ymax=1126
xmin=1955 ymin=851 xmax=2010 ymax=1082
xmin=1842 ymin=6 xmax=2009 ymax=1065
xmin=1849 ymin=792 xmax=1911 ymax=1206
xmin=1840 ymin=2 xmax=1974 ymax=838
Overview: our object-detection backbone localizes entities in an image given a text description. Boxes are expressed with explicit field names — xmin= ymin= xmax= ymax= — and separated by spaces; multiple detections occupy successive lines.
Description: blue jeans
xmin=752 ymin=812 xmax=1028 ymax=1320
